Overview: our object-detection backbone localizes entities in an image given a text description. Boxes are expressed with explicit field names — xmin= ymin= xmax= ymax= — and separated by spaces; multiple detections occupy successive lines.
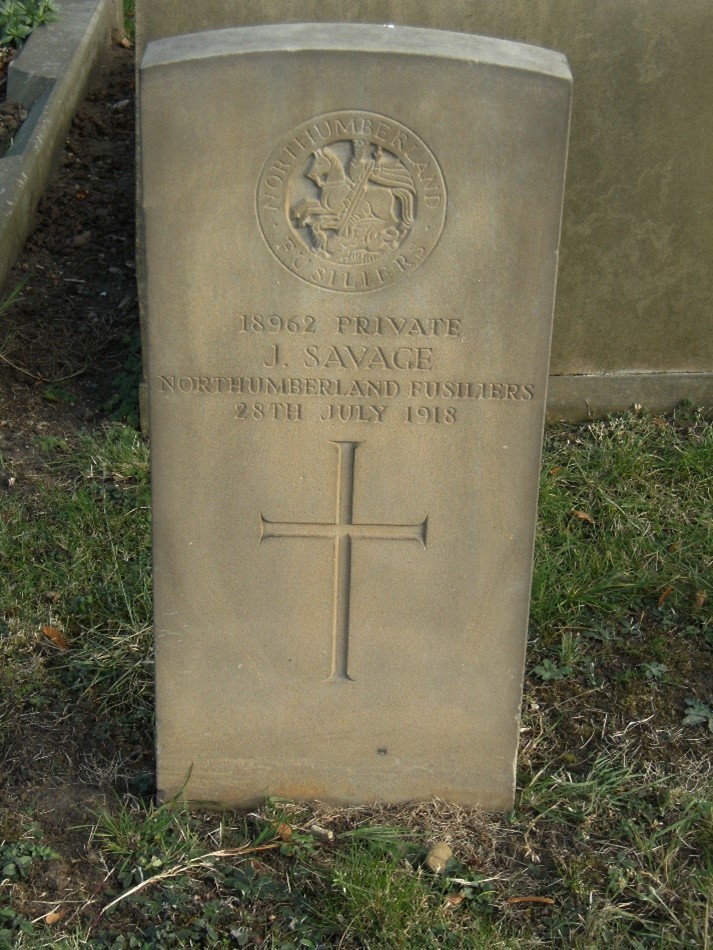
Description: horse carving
xmin=291 ymin=141 xmax=416 ymax=264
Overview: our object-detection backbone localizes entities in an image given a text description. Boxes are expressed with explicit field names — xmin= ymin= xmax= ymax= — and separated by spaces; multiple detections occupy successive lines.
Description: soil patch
xmin=0 ymin=43 xmax=136 ymax=476
xmin=0 ymin=45 xmax=25 ymax=157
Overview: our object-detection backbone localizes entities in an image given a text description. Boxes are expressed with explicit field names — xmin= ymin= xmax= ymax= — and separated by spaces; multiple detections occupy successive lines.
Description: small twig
xmin=100 ymin=842 xmax=281 ymax=914
xmin=551 ymin=686 xmax=604 ymax=709
xmin=45 ymin=365 xmax=88 ymax=382
xmin=506 ymin=896 xmax=556 ymax=906
xmin=0 ymin=351 xmax=44 ymax=381
xmin=67 ymin=868 xmax=116 ymax=933
xmin=448 ymin=875 xmax=501 ymax=887
xmin=0 ymin=350 xmax=87 ymax=383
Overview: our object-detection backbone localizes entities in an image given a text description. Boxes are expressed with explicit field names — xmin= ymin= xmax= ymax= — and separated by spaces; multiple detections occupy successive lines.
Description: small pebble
xmin=425 ymin=841 xmax=453 ymax=874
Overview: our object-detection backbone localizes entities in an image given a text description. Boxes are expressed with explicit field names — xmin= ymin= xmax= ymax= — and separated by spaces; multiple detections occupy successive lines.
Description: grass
xmin=0 ymin=407 xmax=711 ymax=947
xmin=123 ymin=0 xmax=134 ymax=42
xmin=533 ymin=412 xmax=712 ymax=632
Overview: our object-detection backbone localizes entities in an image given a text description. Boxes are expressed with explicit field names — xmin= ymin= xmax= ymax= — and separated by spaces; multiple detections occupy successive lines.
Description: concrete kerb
xmin=0 ymin=0 xmax=122 ymax=295
xmin=546 ymin=372 xmax=713 ymax=423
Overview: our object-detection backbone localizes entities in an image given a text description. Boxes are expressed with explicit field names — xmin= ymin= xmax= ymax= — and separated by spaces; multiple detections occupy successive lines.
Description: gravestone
xmin=142 ymin=24 xmax=571 ymax=809
xmin=136 ymin=1 xmax=713 ymax=421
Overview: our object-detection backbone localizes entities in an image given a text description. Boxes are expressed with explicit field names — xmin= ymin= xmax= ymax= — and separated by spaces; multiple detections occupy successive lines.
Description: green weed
xmin=0 ymin=828 xmax=59 ymax=946
xmin=0 ymin=0 xmax=59 ymax=47
xmin=683 ymin=698 xmax=713 ymax=732
xmin=102 ymin=330 xmax=142 ymax=427
xmin=122 ymin=0 xmax=134 ymax=40
xmin=532 ymin=658 xmax=573 ymax=681
xmin=0 ymin=828 xmax=58 ymax=880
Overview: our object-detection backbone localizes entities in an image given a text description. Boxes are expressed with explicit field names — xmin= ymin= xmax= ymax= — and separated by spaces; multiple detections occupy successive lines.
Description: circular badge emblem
xmin=256 ymin=111 xmax=446 ymax=293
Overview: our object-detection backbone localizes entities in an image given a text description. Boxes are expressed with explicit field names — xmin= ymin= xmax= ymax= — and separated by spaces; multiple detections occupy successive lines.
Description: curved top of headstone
xmin=141 ymin=22 xmax=570 ymax=81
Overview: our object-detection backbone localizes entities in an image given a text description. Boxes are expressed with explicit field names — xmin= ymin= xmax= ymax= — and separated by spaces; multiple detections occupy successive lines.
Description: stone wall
xmin=136 ymin=1 xmax=713 ymax=417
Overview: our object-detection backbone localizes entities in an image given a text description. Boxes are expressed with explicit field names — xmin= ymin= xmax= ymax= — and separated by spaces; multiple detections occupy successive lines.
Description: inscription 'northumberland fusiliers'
xmin=257 ymin=111 xmax=447 ymax=292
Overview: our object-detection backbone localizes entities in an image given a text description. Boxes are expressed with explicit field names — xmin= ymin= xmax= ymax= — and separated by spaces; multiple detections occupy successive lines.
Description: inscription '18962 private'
xmin=256 ymin=111 xmax=447 ymax=292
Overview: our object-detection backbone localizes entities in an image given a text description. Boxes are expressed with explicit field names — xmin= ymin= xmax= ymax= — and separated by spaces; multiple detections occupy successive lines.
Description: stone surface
xmin=8 ymin=0 xmax=121 ymax=109
xmin=142 ymin=24 xmax=571 ymax=808
xmin=135 ymin=0 xmax=713 ymax=414
xmin=0 ymin=0 xmax=121 ymax=293
xmin=546 ymin=373 xmax=713 ymax=423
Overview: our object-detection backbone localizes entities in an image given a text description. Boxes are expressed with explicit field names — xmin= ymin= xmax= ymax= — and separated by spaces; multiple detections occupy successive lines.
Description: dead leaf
xmin=506 ymin=896 xmax=555 ymax=906
xmin=44 ymin=909 xmax=67 ymax=925
xmin=273 ymin=822 xmax=293 ymax=843
xmin=42 ymin=626 xmax=68 ymax=650
xmin=548 ymin=466 xmax=563 ymax=476
xmin=571 ymin=509 xmax=595 ymax=524
xmin=694 ymin=591 xmax=708 ymax=609
xmin=119 ymin=36 xmax=134 ymax=49
xmin=444 ymin=892 xmax=465 ymax=908
xmin=658 ymin=587 xmax=674 ymax=608
xmin=44 ymin=591 xmax=61 ymax=604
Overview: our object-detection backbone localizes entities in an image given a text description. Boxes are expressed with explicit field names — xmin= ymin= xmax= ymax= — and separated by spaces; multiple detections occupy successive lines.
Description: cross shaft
xmin=260 ymin=441 xmax=427 ymax=681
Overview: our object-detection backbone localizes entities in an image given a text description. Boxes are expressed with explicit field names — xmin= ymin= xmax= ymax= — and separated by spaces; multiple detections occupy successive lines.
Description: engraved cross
xmin=260 ymin=441 xmax=427 ymax=681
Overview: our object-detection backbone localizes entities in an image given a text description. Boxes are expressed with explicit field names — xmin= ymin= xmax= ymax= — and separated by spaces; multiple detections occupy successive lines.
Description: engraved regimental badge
xmin=256 ymin=111 xmax=446 ymax=293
